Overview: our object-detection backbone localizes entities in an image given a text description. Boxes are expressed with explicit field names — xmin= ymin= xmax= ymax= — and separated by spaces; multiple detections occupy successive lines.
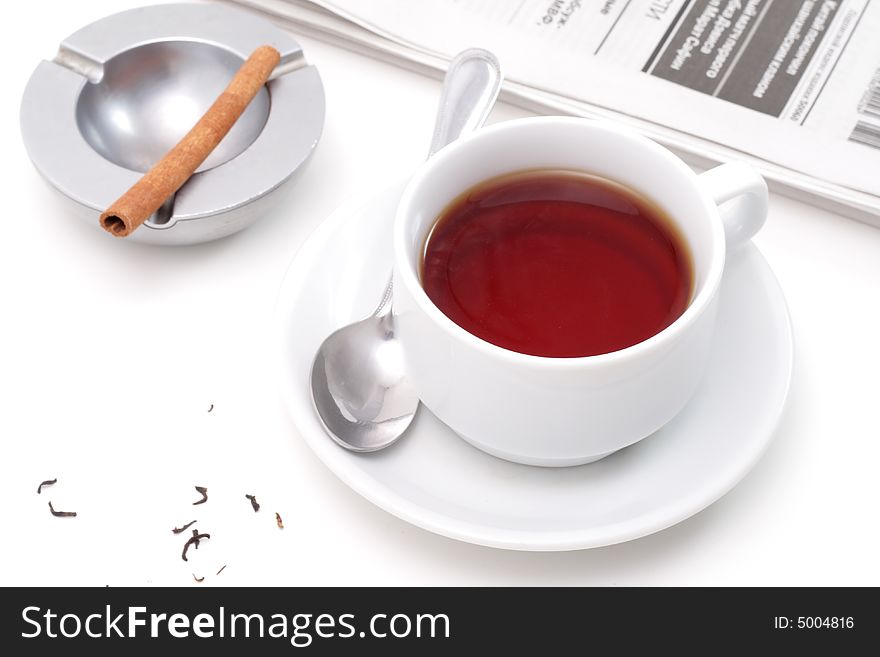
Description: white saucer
xmin=276 ymin=180 xmax=793 ymax=551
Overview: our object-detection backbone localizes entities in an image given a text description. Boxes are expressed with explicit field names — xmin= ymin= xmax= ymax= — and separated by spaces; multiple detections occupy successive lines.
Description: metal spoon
xmin=310 ymin=48 xmax=503 ymax=452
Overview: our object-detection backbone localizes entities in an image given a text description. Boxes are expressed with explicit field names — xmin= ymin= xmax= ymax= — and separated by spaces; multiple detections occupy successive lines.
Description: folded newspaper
xmin=227 ymin=0 xmax=880 ymax=226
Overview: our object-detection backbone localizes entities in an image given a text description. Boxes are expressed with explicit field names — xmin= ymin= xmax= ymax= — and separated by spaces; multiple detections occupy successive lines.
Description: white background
xmin=1 ymin=0 xmax=878 ymax=586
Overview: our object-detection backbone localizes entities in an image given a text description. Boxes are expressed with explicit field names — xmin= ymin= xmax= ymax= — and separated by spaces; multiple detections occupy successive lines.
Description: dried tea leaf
xmin=182 ymin=529 xmax=211 ymax=561
xmin=192 ymin=486 xmax=208 ymax=506
xmin=37 ymin=478 xmax=57 ymax=494
xmin=172 ymin=520 xmax=197 ymax=535
xmin=48 ymin=501 xmax=76 ymax=517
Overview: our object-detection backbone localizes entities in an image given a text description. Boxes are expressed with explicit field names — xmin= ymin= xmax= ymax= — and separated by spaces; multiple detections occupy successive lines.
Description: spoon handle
xmin=427 ymin=49 xmax=503 ymax=158
xmin=370 ymin=49 xmax=502 ymax=319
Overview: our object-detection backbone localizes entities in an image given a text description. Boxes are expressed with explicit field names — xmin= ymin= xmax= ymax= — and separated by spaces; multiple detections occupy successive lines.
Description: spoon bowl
xmin=311 ymin=293 xmax=418 ymax=451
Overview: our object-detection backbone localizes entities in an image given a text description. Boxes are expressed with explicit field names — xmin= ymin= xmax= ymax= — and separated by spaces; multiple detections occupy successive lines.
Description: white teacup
xmin=392 ymin=117 xmax=768 ymax=466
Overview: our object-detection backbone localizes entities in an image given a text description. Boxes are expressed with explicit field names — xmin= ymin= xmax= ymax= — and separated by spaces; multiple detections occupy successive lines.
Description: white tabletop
xmin=2 ymin=0 xmax=878 ymax=586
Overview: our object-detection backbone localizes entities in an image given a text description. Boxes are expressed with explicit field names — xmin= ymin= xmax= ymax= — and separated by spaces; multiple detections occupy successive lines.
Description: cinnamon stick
xmin=99 ymin=45 xmax=281 ymax=238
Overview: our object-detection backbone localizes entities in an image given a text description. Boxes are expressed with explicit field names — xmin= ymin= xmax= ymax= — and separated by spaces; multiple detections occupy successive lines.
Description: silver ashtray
xmin=20 ymin=3 xmax=325 ymax=245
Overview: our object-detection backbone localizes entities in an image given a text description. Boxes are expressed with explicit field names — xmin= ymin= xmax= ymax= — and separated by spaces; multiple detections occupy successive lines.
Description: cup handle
xmin=697 ymin=162 xmax=769 ymax=249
